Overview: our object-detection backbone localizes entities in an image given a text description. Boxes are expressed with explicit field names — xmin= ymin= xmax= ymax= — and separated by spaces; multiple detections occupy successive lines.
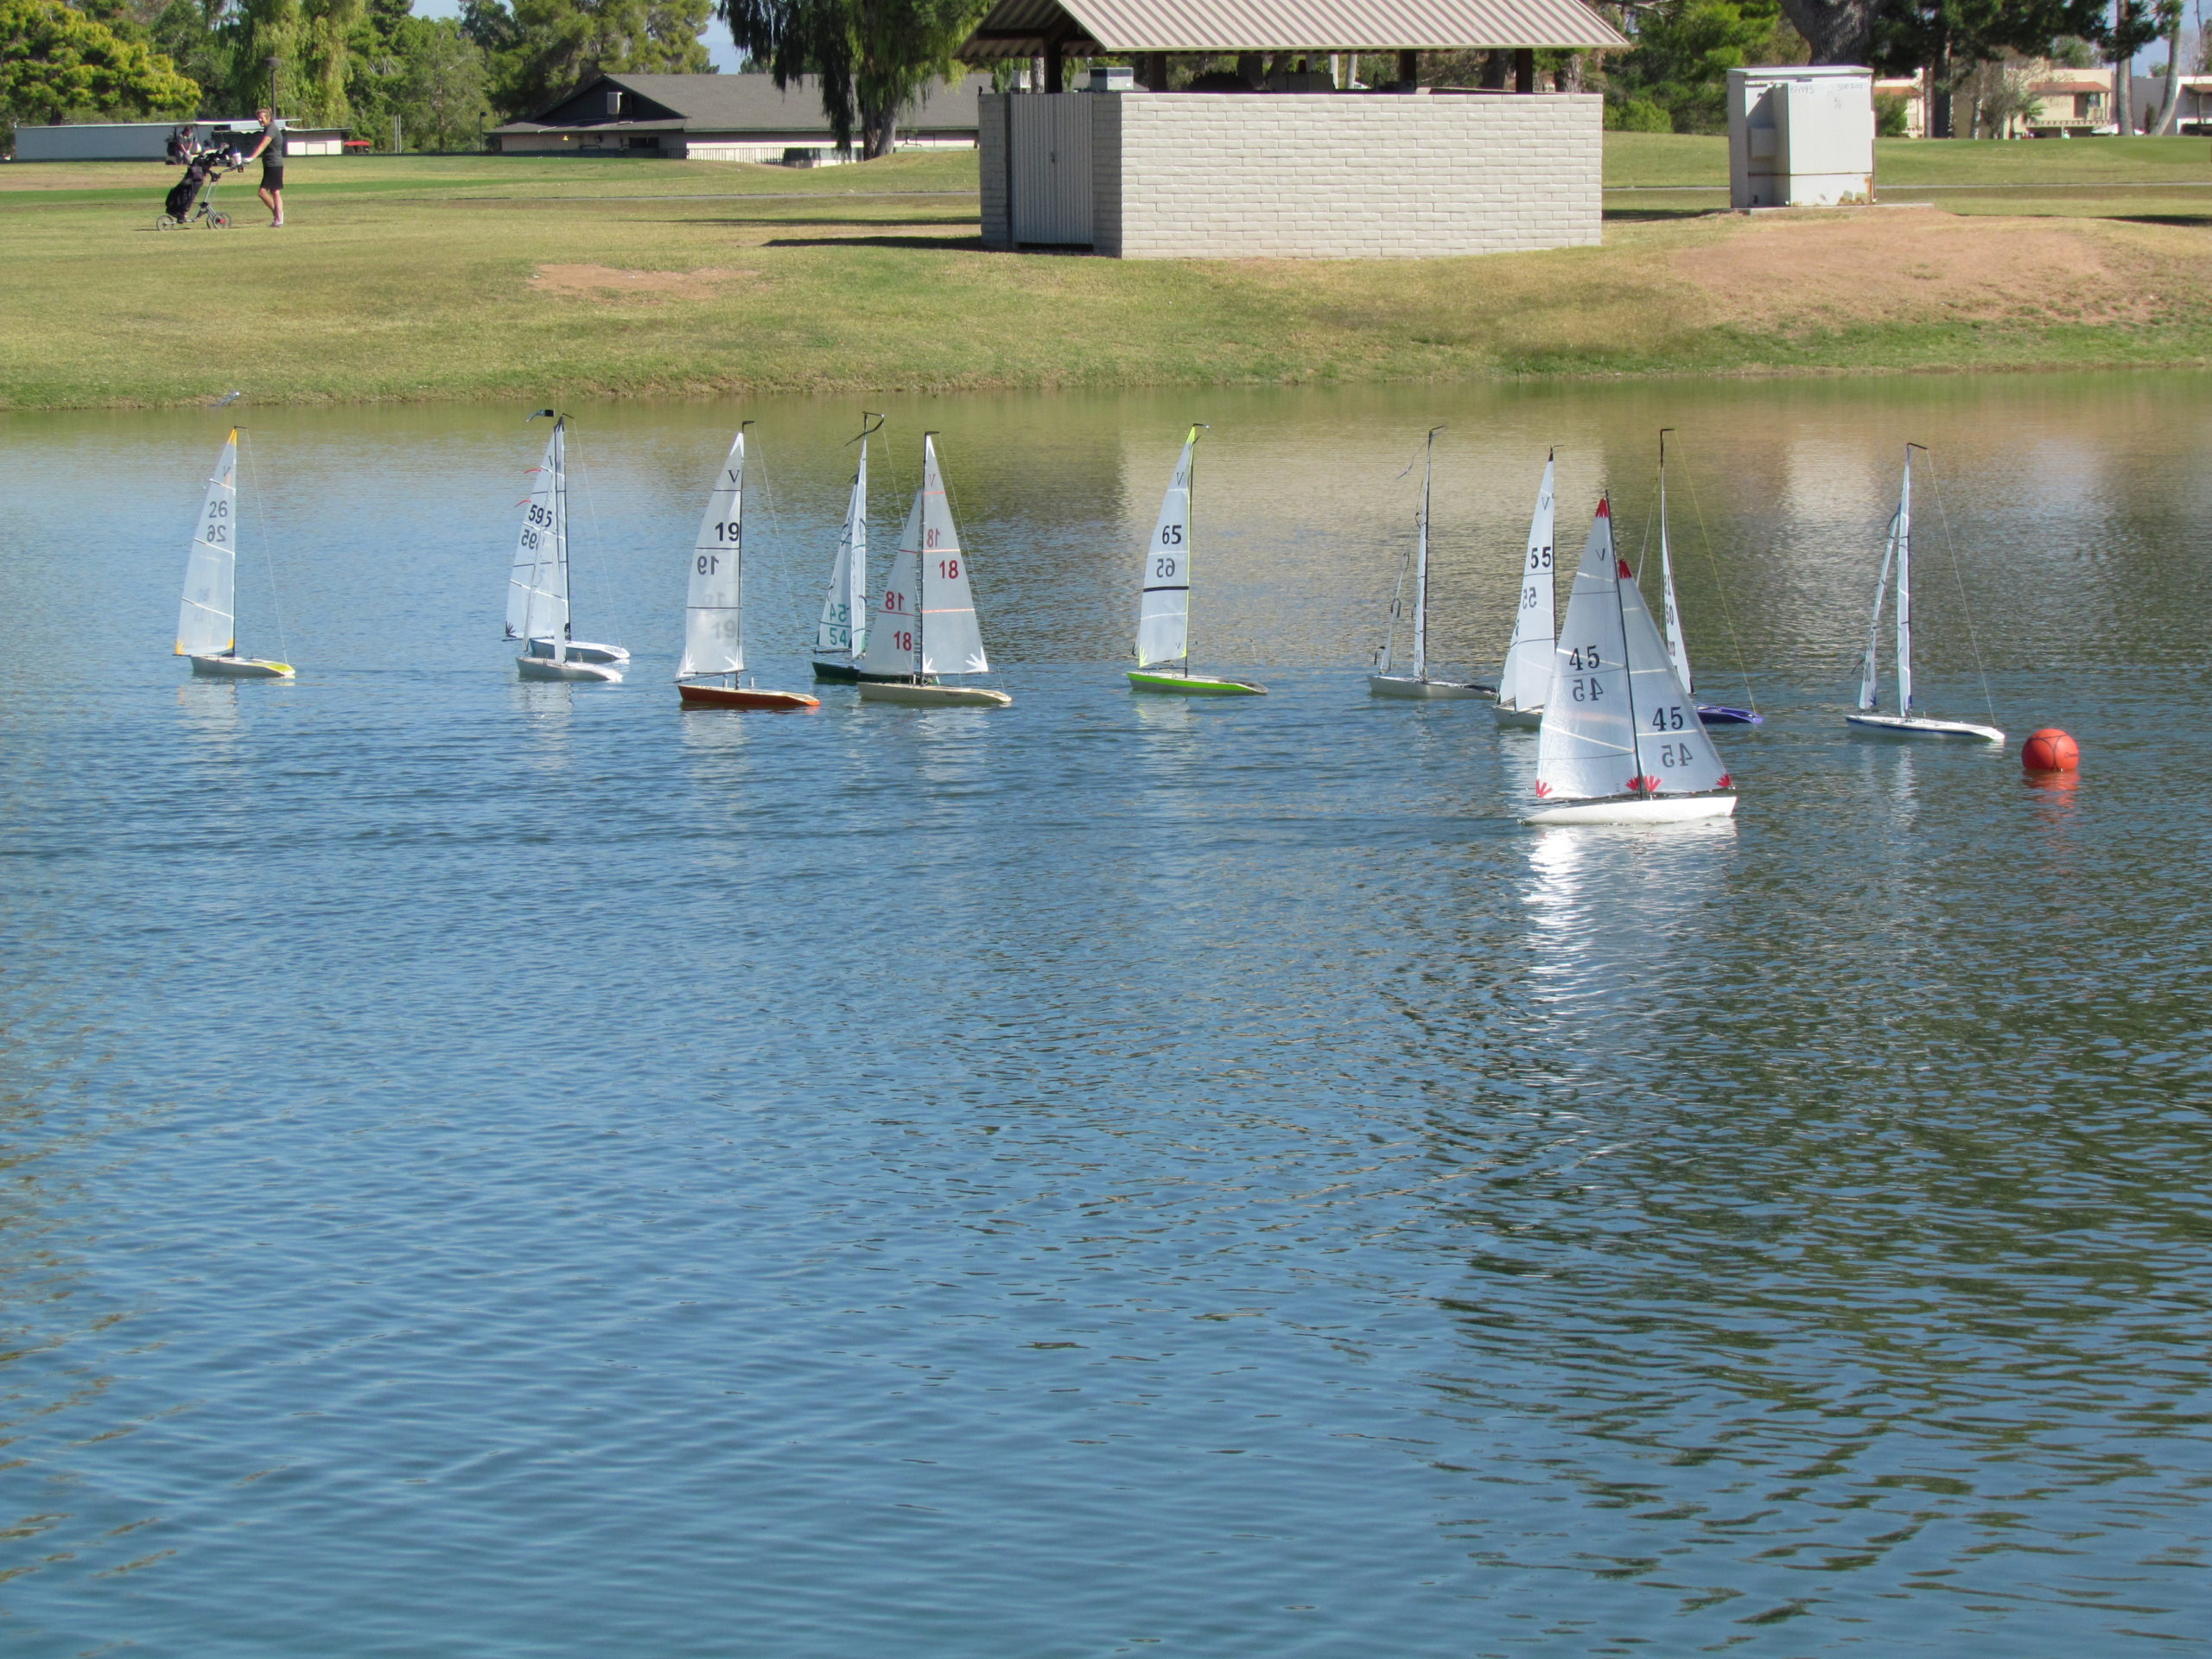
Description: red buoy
xmin=2021 ymin=728 xmax=2080 ymax=773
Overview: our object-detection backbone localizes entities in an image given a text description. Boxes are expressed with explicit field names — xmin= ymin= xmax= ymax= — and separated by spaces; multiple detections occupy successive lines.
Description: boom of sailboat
xmin=168 ymin=414 xmax=2023 ymax=827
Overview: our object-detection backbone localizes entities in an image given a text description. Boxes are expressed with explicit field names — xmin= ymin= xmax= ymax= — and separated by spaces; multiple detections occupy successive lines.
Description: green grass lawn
xmin=1601 ymin=130 xmax=2212 ymax=188
xmin=3 ymin=140 xmax=2209 ymax=408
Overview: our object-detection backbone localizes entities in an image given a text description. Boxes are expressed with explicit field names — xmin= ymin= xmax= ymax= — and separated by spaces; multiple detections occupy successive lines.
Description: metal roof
xmin=961 ymin=0 xmax=1626 ymax=55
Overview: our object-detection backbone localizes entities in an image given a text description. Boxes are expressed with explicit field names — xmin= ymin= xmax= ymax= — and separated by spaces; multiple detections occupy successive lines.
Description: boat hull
xmin=677 ymin=683 xmax=819 ymax=711
xmin=858 ymin=680 xmax=1013 ymax=708
xmin=1490 ymin=702 xmax=1543 ymax=729
xmin=1128 ymin=671 xmax=1267 ymax=697
xmin=810 ymin=659 xmax=907 ymax=684
xmin=1524 ymin=794 xmax=1738 ymax=826
xmin=518 ymin=654 xmax=622 ymax=683
xmin=1847 ymin=714 xmax=2005 ymax=745
xmin=188 ymin=653 xmax=294 ymax=679
xmin=518 ymin=638 xmax=628 ymax=667
xmin=1697 ymin=704 xmax=1763 ymax=727
xmin=1369 ymin=674 xmax=1493 ymax=701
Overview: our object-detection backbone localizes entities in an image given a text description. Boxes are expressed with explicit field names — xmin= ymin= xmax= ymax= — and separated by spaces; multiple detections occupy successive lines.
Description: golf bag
xmin=164 ymin=147 xmax=233 ymax=220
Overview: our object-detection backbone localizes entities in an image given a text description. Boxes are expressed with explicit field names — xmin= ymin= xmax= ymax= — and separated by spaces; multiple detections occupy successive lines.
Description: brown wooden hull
xmin=677 ymin=683 xmax=820 ymax=711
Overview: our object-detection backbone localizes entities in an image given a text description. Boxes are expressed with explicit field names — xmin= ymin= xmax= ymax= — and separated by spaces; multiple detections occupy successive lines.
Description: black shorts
xmin=262 ymin=165 xmax=284 ymax=189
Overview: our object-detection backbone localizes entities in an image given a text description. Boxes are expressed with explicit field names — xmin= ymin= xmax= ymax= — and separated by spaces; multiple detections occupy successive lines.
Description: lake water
xmin=2 ymin=374 xmax=2207 ymax=1657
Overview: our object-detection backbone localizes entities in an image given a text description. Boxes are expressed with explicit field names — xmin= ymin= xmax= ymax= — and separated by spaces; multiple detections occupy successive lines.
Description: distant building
xmin=1871 ymin=63 xmax=2209 ymax=137
xmin=13 ymin=120 xmax=345 ymax=162
xmin=487 ymin=73 xmax=986 ymax=162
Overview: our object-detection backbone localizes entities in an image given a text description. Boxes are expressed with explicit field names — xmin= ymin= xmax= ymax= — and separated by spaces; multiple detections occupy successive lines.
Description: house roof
xmin=493 ymin=73 xmax=985 ymax=136
xmin=960 ymin=0 xmax=1628 ymax=55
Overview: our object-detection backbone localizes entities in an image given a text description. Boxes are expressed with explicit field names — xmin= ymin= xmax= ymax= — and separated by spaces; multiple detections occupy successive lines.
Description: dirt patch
xmin=1673 ymin=211 xmax=2181 ymax=331
xmin=530 ymin=264 xmax=759 ymax=302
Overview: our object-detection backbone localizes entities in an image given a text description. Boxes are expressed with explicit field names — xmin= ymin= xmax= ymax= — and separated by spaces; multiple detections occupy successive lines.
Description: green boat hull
xmin=1127 ymin=670 xmax=1267 ymax=697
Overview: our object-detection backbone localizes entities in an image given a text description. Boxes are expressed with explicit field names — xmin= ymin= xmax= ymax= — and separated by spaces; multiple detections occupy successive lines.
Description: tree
xmin=1605 ymin=0 xmax=1806 ymax=133
xmin=388 ymin=15 xmax=491 ymax=146
xmin=467 ymin=0 xmax=712 ymax=120
xmin=1867 ymin=0 xmax=2120 ymax=135
xmin=1 ymin=0 xmax=199 ymax=138
xmin=720 ymin=0 xmax=989 ymax=158
xmin=219 ymin=0 xmax=365 ymax=124
xmin=2146 ymin=0 xmax=2184 ymax=130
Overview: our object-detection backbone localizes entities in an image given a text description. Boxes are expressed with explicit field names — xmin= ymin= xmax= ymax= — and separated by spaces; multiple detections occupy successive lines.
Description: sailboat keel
xmin=1524 ymin=794 xmax=1738 ymax=826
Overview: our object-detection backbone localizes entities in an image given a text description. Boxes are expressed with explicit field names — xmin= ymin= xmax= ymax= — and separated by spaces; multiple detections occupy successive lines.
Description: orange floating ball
xmin=2021 ymin=728 xmax=2080 ymax=773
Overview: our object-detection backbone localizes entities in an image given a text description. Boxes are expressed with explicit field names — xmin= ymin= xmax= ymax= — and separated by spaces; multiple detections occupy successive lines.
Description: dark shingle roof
xmin=501 ymin=73 xmax=984 ymax=136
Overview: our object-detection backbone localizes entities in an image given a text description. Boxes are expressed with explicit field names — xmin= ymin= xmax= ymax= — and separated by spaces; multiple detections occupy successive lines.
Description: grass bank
xmin=3 ymin=138 xmax=2209 ymax=409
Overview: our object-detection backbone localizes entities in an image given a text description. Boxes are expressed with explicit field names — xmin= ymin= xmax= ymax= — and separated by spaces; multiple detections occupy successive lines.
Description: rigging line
xmin=237 ymin=429 xmax=291 ymax=663
xmin=1673 ymin=438 xmax=1761 ymax=717
xmin=1918 ymin=450 xmax=1999 ymax=729
xmin=568 ymin=441 xmax=623 ymax=647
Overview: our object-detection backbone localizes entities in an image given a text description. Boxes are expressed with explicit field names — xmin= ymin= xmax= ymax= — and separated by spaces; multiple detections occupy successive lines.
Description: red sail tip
xmin=1716 ymin=773 xmax=1732 ymax=789
xmin=1596 ymin=498 xmax=1611 ymax=518
xmin=1534 ymin=780 xmax=1553 ymax=798
xmin=1617 ymin=559 xmax=1633 ymax=579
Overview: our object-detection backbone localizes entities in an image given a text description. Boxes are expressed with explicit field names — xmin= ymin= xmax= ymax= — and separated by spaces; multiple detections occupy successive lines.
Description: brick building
xmin=960 ymin=0 xmax=1625 ymax=259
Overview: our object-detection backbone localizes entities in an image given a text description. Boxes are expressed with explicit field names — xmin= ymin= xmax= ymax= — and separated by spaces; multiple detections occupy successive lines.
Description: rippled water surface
xmin=3 ymin=376 xmax=2208 ymax=1656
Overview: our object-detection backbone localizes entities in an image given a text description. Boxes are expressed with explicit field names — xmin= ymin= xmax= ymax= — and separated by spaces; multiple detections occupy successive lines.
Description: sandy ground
xmin=1670 ymin=208 xmax=2204 ymax=330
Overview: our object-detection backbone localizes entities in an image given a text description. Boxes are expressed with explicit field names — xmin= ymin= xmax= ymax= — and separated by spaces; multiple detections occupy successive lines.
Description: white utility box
xmin=1727 ymin=66 xmax=1875 ymax=208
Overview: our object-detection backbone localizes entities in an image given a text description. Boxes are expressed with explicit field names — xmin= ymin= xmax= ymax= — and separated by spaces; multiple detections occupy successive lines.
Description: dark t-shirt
xmin=259 ymin=129 xmax=284 ymax=179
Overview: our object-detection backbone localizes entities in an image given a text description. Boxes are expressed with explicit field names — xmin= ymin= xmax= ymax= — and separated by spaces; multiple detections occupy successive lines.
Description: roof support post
xmin=1515 ymin=48 xmax=1535 ymax=93
xmin=1481 ymin=50 xmax=1508 ymax=90
xmin=1398 ymin=49 xmax=1419 ymax=90
xmin=1140 ymin=52 xmax=1169 ymax=91
xmin=1045 ymin=34 xmax=1065 ymax=93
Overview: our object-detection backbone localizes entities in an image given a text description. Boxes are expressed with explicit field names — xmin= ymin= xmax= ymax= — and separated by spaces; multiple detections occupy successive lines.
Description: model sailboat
xmin=675 ymin=424 xmax=819 ymax=711
xmin=1650 ymin=431 xmax=1759 ymax=727
xmin=508 ymin=410 xmax=628 ymax=683
xmin=175 ymin=429 xmax=292 ymax=678
xmin=1128 ymin=425 xmax=1264 ymax=696
xmin=1370 ymin=426 xmax=1491 ymax=699
xmin=1524 ymin=499 xmax=1737 ymax=825
xmin=855 ymin=434 xmax=1013 ymax=708
xmin=813 ymin=413 xmax=894 ymax=683
xmin=1487 ymin=452 xmax=1558 ymax=728
xmin=1847 ymin=445 xmax=2004 ymax=745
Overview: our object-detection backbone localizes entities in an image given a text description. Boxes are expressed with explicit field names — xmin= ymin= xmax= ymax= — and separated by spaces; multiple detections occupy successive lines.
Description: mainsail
xmin=816 ymin=429 xmax=869 ymax=658
xmin=1135 ymin=428 xmax=1197 ymax=668
xmin=677 ymin=427 xmax=747 ymax=681
xmin=1656 ymin=443 xmax=1693 ymax=694
xmin=914 ymin=435 xmax=986 ymax=676
xmin=508 ymin=421 xmax=568 ymax=645
xmin=1857 ymin=450 xmax=1914 ymax=715
xmin=175 ymin=430 xmax=238 ymax=657
xmin=1497 ymin=454 xmax=1558 ymax=711
xmin=1535 ymin=500 xmax=1729 ymax=804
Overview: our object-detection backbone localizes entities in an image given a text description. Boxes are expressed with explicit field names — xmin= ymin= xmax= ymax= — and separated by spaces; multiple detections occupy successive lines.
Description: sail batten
xmin=176 ymin=430 xmax=238 ymax=657
xmin=1497 ymin=456 xmax=1558 ymax=711
xmin=677 ymin=429 xmax=747 ymax=681
xmin=1135 ymin=430 xmax=1198 ymax=668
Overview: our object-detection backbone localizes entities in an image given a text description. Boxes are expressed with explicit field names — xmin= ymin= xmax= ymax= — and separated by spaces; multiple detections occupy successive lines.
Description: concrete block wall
xmin=1095 ymin=93 xmax=1603 ymax=260
xmin=978 ymin=93 xmax=1014 ymax=248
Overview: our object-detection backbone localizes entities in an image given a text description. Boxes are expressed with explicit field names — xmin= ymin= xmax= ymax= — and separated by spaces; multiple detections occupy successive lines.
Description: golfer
xmin=239 ymin=109 xmax=285 ymax=227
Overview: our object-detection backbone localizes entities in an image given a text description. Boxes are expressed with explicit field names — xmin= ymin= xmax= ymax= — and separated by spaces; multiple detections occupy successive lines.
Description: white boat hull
xmin=1524 ymin=794 xmax=1738 ymax=826
xmin=1847 ymin=714 xmax=2005 ymax=745
xmin=518 ymin=654 xmax=622 ymax=683
xmin=1490 ymin=701 xmax=1543 ymax=729
xmin=1369 ymin=674 xmax=1491 ymax=701
xmin=189 ymin=653 xmax=293 ymax=679
xmin=858 ymin=680 xmax=1012 ymax=708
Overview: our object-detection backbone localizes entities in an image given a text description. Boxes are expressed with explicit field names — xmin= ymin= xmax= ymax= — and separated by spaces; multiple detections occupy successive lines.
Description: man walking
xmin=239 ymin=108 xmax=285 ymax=227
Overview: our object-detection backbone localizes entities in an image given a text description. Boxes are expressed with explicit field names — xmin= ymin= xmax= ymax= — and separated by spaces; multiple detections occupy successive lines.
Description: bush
xmin=1606 ymin=97 xmax=1675 ymax=132
xmin=1874 ymin=92 xmax=1910 ymax=137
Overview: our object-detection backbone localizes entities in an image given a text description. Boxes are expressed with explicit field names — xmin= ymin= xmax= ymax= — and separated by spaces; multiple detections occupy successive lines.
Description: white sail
xmin=1375 ymin=548 xmax=1409 ymax=676
xmin=915 ymin=435 xmax=988 ymax=676
xmin=677 ymin=427 xmax=747 ymax=681
xmin=176 ymin=430 xmax=238 ymax=658
xmin=508 ymin=422 xmax=568 ymax=645
xmin=856 ymin=490 xmax=923 ymax=677
xmin=1894 ymin=449 xmax=1914 ymax=716
xmin=817 ymin=432 xmax=869 ymax=658
xmin=1497 ymin=454 xmax=1558 ymax=711
xmin=1135 ymin=429 xmax=1197 ymax=668
xmin=1535 ymin=501 xmax=1728 ymax=804
xmin=1656 ymin=456 xmax=1693 ymax=695
xmin=1857 ymin=506 xmax=1899 ymax=712
xmin=1412 ymin=437 xmax=1431 ymax=680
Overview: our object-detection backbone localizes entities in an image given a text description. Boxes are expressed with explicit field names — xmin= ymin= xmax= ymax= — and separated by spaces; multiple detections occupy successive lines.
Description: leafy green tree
xmin=720 ymin=0 xmax=988 ymax=158
xmin=149 ymin=0 xmax=231 ymax=109
xmin=387 ymin=14 xmax=491 ymax=146
xmin=221 ymin=0 xmax=365 ymax=123
xmin=1605 ymin=0 xmax=1804 ymax=133
xmin=2 ymin=0 xmax=199 ymax=140
xmin=465 ymin=0 xmax=711 ymax=120
xmin=1869 ymin=0 xmax=2137 ymax=135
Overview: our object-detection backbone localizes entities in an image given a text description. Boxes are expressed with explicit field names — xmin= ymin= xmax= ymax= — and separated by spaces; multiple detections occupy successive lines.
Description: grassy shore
xmin=2 ymin=136 xmax=2208 ymax=409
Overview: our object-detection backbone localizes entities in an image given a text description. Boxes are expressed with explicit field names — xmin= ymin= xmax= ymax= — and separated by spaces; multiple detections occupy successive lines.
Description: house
xmin=960 ymin=0 xmax=1627 ymax=259
xmin=488 ymin=73 xmax=986 ymax=162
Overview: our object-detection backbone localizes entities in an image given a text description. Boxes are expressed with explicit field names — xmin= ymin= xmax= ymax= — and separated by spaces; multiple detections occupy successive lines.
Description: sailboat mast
xmin=1414 ymin=426 xmax=1440 ymax=682
xmin=1897 ymin=444 xmax=1917 ymax=716
xmin=850 ymin=417 xmax=874 ymax=664
xmin=915 ymin=433 xmax=931 ymax=681
xmin=1605 ymin=498 xmax=1650 ymax=792
xmin=552 ymin=417 xmax=569 ymax=662
xmin=1184 ymin=430 xmax=1197 ymax=677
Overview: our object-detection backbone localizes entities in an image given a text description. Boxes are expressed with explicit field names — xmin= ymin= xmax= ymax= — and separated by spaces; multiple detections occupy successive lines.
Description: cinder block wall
xmin=978 ymin=94 xmax=1014 ymax=248
xmin=1094 ymin=92 xmax=1603 ymax=260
